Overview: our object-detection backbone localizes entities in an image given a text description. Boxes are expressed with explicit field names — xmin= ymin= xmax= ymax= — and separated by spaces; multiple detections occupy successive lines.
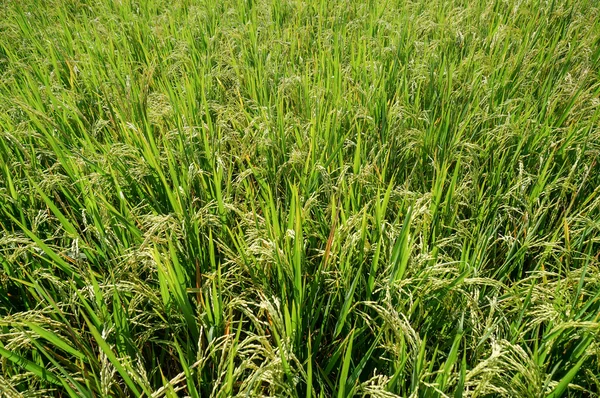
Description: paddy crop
xmin=1 ymin=0 xmax=599 ymax=396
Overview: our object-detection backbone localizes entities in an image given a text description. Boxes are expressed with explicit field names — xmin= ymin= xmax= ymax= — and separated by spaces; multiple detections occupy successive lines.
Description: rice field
xmin=1 ymin=0 xmax=599 ymax=396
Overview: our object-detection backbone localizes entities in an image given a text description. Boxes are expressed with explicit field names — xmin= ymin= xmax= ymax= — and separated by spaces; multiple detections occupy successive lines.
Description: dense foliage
xmin=1 ymin=0 xmax=599 ymax=396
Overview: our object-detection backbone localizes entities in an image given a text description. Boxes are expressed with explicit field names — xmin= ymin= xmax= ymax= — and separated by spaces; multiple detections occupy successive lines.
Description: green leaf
xmin=0 ymin=344 xmax=62 ymax=386
xmin=337 ymin=329 xmax=354 ymax=398
xmin=81 ymin=313 xmax=144 ymax=397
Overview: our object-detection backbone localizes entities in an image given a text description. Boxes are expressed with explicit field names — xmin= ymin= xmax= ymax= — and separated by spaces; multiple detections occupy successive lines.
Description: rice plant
xmin=1 ymin=0 xmax=599 ymax=396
